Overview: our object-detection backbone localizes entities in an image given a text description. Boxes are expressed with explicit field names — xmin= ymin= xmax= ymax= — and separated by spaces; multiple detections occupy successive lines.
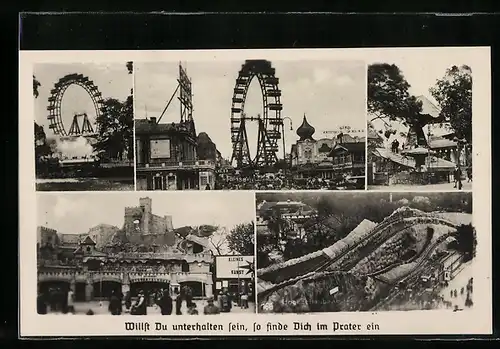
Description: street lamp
xmin=282 ymin=117 xmax=293 ymax=178
xmin=99 ymin=262 xmax=104 ymax=307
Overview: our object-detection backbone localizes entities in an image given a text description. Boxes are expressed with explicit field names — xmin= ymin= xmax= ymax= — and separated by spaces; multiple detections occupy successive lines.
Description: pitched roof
xmin=329 ymin=142 xmax=365 ymax=156
xmin=367 ymin=127 xmax=382 ymax=140
xmin=58 ymin=234 xmax=82 ymax=245
xmin=135 ymin=119 xmax=178 ymax=134
xmin=428 ymin=136 xmax=457 ymax=149
xmin=81 ymin=235 xmax=96 ymax=245
xmin=256 ymin=201 xmax=277 ymax=215
xmin=185 ymin=234 xmax=210 ymax=249
xmin=416 ymin=95 xmax=441 ymax=119
xmin=372 ymin=148 xmax=416 ymax=169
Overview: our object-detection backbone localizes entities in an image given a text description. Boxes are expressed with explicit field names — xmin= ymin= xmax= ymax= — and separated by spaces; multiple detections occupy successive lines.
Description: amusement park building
xmin=135 ymin=118 xmax=216 ymax=190
xmin=368 ymin=96 xmax=467 ymax=186
xmin=256 ymin=199 xmax=317 ymax=240
xmin=37 ymin=197 xmax=215 ymax=302
xmin=290 ymin=114 xmax=365 ymax=180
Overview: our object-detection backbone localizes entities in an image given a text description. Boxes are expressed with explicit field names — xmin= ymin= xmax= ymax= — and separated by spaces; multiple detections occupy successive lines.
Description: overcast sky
xmin=37 ymin=192 xmax=255 ymax=235
xmin=367 ymin=49 xmax=474 ymax=106
xmin=33 ymin=63 xmax=132 ymax=138
xmin=367 ymin=49 xmax=475 ymax=143
xmin=134 ymin=60 xmax=366 ymax=160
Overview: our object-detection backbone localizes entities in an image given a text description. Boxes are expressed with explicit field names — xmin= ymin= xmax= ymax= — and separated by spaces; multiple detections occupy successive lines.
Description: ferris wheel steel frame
xmin=46 ymin=73 xmax=104 ymax=137
xmin=230 ymin=60 xmax=284 ymax=169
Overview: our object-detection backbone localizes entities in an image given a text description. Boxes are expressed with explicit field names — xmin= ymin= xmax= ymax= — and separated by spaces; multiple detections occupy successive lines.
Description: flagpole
xmin=237 ymin=258 xmax=240 ymax=305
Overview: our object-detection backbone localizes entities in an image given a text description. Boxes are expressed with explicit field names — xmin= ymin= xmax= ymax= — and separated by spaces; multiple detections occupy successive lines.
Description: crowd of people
xmin=215 ymin=173 xmax=361 ymax=190
xmin=37 ymin=285 xmax=251 ymax=316
xmin=37 ymin=287 xmax=75 ymax=315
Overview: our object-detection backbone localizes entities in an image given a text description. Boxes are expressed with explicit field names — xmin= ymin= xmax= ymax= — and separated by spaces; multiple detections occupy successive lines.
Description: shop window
xmin=153 ymin=176 xmax=164 ymax=190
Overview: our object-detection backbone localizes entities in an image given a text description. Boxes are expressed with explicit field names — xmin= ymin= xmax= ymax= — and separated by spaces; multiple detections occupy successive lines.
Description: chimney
xmin=337 ymin=132 xmax=344 ymax=144
xmin=150 ymin=117 xmax=157 ymax=124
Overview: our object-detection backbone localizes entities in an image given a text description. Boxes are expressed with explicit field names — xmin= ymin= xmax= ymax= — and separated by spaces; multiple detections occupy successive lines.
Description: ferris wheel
xmin=230 ymin=60 xmax=284 ymax=169
xmin=46 ymin=73 xmax=104 ymax=137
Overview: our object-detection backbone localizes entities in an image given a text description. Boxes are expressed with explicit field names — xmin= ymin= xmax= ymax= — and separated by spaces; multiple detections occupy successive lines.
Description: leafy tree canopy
xmin=126 ymin=62 xmax=133 ymax=74
xmin=430 ymin=65 xmax=472 ymax=143
xmin=94 ymin=96 xmax=134 ymax=161
xmin=368 ymin=63 xmax=423 ymax=127
xmin=33 ymin=75 xmax=41 ymax=98
xmin=453 ymin=223 xmax=476 ymax=262
xmin=226 ymin=222 xmax=254 ymax=255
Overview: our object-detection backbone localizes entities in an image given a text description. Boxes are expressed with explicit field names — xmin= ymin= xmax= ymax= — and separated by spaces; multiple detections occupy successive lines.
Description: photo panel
xmin=134 ymin=59 xmax=366 ymax=191
xmin=20 ymin=47 xmax=491 ymax=337
xmin=366 ymin=52 xmax=473 ymax=191
xmin=35 ymin=191 xmax=256 ymax=317
xmin=256 ymin=191 xmax=475 ymax=314
xmin=34 ymin=62 xmax=135 ymax=191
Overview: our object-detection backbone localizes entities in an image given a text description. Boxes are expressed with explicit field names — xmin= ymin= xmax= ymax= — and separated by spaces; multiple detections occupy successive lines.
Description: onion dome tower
xmin=296 ymin=113 xmax=316 ymax=141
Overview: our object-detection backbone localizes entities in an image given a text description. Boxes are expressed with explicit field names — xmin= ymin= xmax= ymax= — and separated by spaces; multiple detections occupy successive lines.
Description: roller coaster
xmin=257 ymin=207 xmax=459 ymax=303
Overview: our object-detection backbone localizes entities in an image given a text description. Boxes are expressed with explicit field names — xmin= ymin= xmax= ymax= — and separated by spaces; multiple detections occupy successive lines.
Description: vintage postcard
xmin=19 ymin=48 xmax=491 ymax=337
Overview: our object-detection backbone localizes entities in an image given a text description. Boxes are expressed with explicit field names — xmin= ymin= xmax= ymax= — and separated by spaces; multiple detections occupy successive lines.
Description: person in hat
xmin=108 ymin=289 xmax=122 ymax=315
xmin=132 ymin=290 xmax=147 ymax=315
xmin=187 ymin=302 xmax=199 ymax=315
xmin=159 ymin=288 xmax=173 ymax=315
xmin=174 ymin=288 xmax=182 ymax=315
xmin=203 ymin=297 xmax=220 ymax=315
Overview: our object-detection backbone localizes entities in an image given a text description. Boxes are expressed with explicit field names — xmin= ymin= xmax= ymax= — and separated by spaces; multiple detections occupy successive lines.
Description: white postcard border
xmin=20 ymin=47 xmax=492 ymax=336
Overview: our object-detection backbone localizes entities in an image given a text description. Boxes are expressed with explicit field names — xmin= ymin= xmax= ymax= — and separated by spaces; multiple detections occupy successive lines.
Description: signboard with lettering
xmin=215 ymin=255 xmax=255 ymax=279
xmin=150 ymin=139 xmax=171 ymax=159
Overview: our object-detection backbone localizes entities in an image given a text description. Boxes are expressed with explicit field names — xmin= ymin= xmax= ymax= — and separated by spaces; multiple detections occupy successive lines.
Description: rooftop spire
xmin=296 ymin=113 xmax=316 ymax=141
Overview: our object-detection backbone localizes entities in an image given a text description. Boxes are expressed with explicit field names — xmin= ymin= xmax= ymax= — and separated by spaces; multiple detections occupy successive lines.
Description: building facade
xmin=135 ymin=118 xmax=216 ymax=190
xmin=328 ymin=133 xmax=366 ymax=182
xmin=37 ymin=197 xmax=215 ymax=301
xmin=290 ymin=114 xmax=365 ymax=182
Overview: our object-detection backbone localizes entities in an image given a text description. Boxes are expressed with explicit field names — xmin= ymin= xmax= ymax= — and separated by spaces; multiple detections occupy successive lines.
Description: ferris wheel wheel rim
xmin=47 ymin=74 xmax=105 ymax=137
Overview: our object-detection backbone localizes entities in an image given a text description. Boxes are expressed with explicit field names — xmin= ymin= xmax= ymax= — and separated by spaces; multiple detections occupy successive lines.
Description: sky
xmin=33 ymin=63 xmax=133 ymax=138
xmin=367 ymin=49 xmax=474 ymax=106
xmin=134 ymin=60 xmax=366 ymax=160
xmin=367 ymin=49 xmax=475 ymax=145
xmin=37 ymin=192 xmax=255 ymax=235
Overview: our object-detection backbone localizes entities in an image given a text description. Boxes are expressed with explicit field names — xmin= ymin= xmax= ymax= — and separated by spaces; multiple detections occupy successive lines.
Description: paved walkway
xmin=439 ymin=260 xmax=474 ymax=309
xmin=369 ymin=182 xmax=472 ymax=191
xmin=45 ymin=299 xmax=255 ymax=315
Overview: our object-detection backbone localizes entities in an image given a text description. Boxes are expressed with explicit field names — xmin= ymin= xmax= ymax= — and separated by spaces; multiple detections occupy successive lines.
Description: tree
xmin=94 ymin=96 xmax=134 ymax=161
xmin=207 ymin=227 xmax=230 ymax=255
xmin=33 ymin=75 xmax=53 ymax=161
xmin=454 ymin=224 xmax=476 ymax=262
xmin=226 ymin=222 xmax=254 ymax=255
xmin=33 ymin=75 xmax=41 ymax=98
xmin=430 ymin=65 xmax=472 ymax=143
xmin=126 ymin=61 xmax=133 ymax=74
xmin=368 ymin=63 xmax=423 ymax=127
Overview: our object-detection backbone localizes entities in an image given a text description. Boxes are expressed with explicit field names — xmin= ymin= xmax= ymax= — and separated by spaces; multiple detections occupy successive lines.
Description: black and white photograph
xmin=256 ymin=191 xmax=475 ymax=313
xmin=367 ymin=55 xmax=472 ymax=190
xmin=36 ymin=192 xmax=256 ymax=315
xmin=34 ymin=63 xmax=134 ymax=191
xmin=134 ymin=60 xmax=366 ymax=191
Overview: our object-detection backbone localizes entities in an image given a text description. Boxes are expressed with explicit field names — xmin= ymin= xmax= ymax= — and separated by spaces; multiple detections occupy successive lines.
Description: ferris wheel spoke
xmin=46 ymin=73 xmax=103 ymax=138
xmin=230 ymin=60 xmax=283 ymax=170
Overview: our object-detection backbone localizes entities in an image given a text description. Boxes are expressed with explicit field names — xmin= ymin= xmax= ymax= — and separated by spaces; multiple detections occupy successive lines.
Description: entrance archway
xmin=130 ymin=281 xmax=170 ymax=303
xmin=38 ymin=280 xmax=70 ymax=294
xmin=74 ymin=282 xmax=87 ymax=302
xmin=180 ymin=281 xmax=204 ymax=298
xmin=92 ymin=280 xmax=122 ymax=299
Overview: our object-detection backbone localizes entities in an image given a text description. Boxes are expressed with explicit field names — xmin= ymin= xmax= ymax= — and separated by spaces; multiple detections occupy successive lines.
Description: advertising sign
xmin=150 ymin=139 xmax=171 ymax=159
xmin=215 ymin=255 xmax=255 ymax=279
